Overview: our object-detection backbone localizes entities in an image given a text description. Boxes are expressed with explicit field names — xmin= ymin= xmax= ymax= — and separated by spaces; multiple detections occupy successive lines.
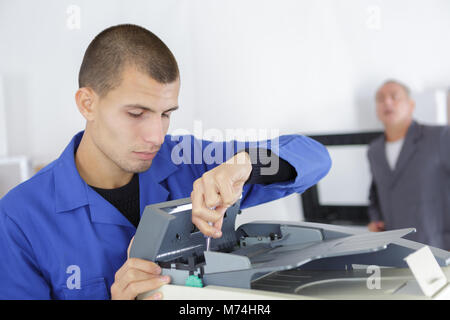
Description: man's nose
xmin=380 ymin=97 xmax=393 ymax=109
xmin=386 ymin=96 xmax=395 ymax=105
xmin=142 ymin=115 xmax=165 ymax=146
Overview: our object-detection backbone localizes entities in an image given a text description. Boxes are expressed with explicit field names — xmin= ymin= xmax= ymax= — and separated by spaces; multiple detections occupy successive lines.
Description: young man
xmin=367 ymin=80 xmax=450 ymax=250
xmin=0 ymin=24 xmax=331 ymax=299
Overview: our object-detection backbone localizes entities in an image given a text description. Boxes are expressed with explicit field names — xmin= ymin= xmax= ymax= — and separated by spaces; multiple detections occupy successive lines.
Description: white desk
xmin=139 ymin=266 xmax=450 ymax=300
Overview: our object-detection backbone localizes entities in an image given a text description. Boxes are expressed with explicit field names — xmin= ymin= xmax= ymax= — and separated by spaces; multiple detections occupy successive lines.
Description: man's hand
xmin=368 ymin=221 xmax=385 ymax=232
xmin=110 ymin=237 xmax=171 ymax=300
xmin=191 ymin=151 xmax=252 ymax=238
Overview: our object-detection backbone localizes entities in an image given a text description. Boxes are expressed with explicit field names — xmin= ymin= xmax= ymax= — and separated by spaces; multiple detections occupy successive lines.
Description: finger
xmin=114 ymin=268 xmax=164 ymax=293
xmin=115 ymin=258 xmax=161 ymax=283
xmin=192 ymin=207 xmax=222 ymax=224
xmin=127 ymin=236 xmax=135 ymax=258
xmin=191 ymin=179 xmax=208 ymax=217
xmin=213 ymin=214 xmax=224 ymax=231
xmin=191 ymin=189 xmax=223 ymax=223
xmin=143 ymin=292 xmax=163 ymax=300
xmin=201 ymin=174 xmax=222 ymax=208
xmin=123 ymin=276 xmax=171 ymax=300
xmin=192 ymin=205 xmax=223 ymax=224
xmin=215 ymin=176 xmax=236 ymax=208
xmin=192 ymin=215 xmax=222 ymax=238
xmin=212 ymin=205 xmax=227 ymax=229
xmin=232 ymin=180 xmax=245 ymax=197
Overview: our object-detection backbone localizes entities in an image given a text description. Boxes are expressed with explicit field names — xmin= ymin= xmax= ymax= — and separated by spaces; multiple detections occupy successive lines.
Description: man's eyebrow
xmin=123 ymin=104 xmax=179 ymax=113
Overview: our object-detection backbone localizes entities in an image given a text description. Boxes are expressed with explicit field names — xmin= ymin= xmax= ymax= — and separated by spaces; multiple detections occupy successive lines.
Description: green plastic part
xmin=185 ymin=275 xmax=204 ymax=288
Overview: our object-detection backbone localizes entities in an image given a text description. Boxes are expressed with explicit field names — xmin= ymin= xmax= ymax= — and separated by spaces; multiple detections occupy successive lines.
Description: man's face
xmin=375 ymin=82 xmax=414 ymax=127
xmin=88 ymin=66 xmax=180 ymax=173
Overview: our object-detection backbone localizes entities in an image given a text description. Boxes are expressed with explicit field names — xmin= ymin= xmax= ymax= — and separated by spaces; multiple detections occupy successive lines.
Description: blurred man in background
xmin=367 ymin=79 xmax=450 ymax=250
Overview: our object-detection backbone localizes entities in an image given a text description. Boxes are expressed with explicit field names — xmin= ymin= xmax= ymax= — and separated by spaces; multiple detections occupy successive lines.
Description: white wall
xmin=1 ymin=0 xmax=450 ymax=222
xmin=0 ymin=77 xmax=7 ymax=156
xmin=187 ymin=0 xmax=450 ymax=136
xmin=0 ymin=0 xmax=196 ymax=164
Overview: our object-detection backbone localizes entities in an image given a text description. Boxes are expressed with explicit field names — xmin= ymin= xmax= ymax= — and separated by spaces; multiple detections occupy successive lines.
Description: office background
xmin=1 ymin=0 xmax=450 ymax=226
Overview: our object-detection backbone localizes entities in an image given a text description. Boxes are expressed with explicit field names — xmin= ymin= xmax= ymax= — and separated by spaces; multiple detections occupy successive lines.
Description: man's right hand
xmin=110 ymin=237 xmax=171 ymax=300
xmin=368 ymin=221 xmax=385 ymax=232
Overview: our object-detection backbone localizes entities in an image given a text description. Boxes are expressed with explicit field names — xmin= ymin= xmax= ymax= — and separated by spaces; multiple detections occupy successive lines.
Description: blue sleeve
xmin=0 ymin=206 xmax=51 ymax=299
xmin=168 ymin=134 xmax=331 ymax=209
xmin=238 ymin=135 xmax=331 ymax=209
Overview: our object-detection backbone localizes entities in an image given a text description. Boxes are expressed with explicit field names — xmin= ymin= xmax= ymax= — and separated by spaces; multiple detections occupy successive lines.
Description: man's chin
xmin=381 ymin=117 xmax=399 ymax=127
xmin=123 ymin=160 xmax=153 ymax=174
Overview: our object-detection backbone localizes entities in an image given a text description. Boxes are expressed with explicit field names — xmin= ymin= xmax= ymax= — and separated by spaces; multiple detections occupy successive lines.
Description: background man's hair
xmin=378 ymin=79 xmax=411 ymax=97
xmin=78 ymin=24 xmax=179 ymax=96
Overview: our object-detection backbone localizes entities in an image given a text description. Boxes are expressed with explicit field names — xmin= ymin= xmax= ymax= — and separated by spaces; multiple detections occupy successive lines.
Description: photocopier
xmin=130 ymin=197 xmax=450 ymax=300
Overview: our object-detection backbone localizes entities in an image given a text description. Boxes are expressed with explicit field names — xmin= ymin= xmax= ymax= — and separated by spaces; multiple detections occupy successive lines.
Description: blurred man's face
xmin=88 ymin=66 xmax=180 ymax=173
xmin=375 ymin=82 xmax=414 ymax=127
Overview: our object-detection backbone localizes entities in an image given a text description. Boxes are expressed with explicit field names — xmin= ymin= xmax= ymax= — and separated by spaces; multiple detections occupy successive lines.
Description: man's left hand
xmin=191 ymin=151 xmax=252 ymax=238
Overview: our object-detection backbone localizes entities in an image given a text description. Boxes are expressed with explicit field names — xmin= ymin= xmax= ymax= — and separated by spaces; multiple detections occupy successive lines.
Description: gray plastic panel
xmin=130 ymin=197 xmax=241 ymax=262
xmin=245 ymin=228 xmax=415 ymax=269
xmin=129 ymin=204 xmax=176 ymax=261
xmin=203 ymin=251 xmax=252 ymax=274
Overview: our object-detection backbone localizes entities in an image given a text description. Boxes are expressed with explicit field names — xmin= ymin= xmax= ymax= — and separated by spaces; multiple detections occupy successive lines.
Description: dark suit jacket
xmin=367 ymin=120 xmax=450 ymax=250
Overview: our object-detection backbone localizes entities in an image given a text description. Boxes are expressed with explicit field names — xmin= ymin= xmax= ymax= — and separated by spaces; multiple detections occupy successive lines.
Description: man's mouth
xmin=133 ymin=150 xmax=159 ymax=160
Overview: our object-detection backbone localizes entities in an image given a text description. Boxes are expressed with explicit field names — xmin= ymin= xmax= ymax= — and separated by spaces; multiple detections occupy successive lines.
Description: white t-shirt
xmin=385 ymin=138 xmax=405 ymax=170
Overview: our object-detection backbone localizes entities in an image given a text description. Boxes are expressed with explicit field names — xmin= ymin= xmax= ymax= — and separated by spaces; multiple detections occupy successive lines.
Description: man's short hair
xmin=378 ymin=79 xmax=411 ymax=97
xmin=78 ymin=24 xmax=179 ymax=97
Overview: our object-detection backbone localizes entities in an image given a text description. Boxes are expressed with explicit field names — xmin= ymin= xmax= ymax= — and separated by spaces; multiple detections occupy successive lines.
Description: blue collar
xmin=54 ymin=131 xmax=89 ymax=213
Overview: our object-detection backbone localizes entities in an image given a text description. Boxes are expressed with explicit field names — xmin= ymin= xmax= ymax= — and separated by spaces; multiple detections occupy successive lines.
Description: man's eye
xmin=162 ymin=113 xmax=171 ymax=118
xmin=128 ymin=112 xmax=143 ymax=118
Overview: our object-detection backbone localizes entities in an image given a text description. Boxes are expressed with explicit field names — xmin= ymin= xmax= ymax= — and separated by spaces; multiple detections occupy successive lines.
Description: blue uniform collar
xmin=54 ymin=131 xmax=89 ymax=213
xmin=53 ymin=131 xmax=179 ymax=225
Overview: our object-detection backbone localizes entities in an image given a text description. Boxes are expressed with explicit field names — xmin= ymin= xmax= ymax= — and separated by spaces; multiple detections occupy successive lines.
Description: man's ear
xmin=410 ymin=98 xmax=416 ymax=112
xmin=75 ymin=87 xmax=97 ymax=121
